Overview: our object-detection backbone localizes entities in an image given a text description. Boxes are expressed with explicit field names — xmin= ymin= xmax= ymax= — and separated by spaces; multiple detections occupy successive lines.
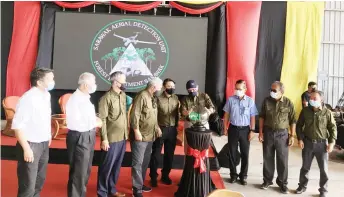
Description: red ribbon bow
xmin=187 ymin=147 xmax=209 ymax=173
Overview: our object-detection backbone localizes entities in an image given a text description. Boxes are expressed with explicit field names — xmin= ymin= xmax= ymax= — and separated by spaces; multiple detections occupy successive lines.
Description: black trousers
xmin=263 ymin=128 xmax=289 ymax=186
xmin=150 ymin=126 xmax=177 ymax=179
xmin=228 ymin=125 xmax=250 ymax=179
xmin=66 ymin=129 xmax=96 ymax=197
xmin=16 ymin=141 xmax=49 ymax=197
xmin=97 ymin=140 xmax=126 ymax=197
xmin=299 ymin=138 xmax=329 ymax=193
xmin=131 ymin=141 xmax=153 ymax=194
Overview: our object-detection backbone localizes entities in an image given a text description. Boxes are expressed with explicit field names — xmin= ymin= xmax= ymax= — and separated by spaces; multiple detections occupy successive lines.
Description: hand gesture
xmin=96 ymin=117 xmax=103 ymax=128
xmin=248 ymin=131 xmax=255 ymax=141
xmin=258 ymin=133 xmax=264 ymax=143
xmin=327 ymin=143 xmax=334 ymax=153
xmin=135 ymin=131 xmax=143 ymax=141
xmin=24 ymin=147 xmax=34 ymax=163
xmin=156 ymin=128 xmax=162 ymax=138
xmin=288 ymin=136 xmax=294 ymax=147
xmin=298 ymin=140 xmax=304 ymax=149
xmin=101 ymin=140 xmax=110 ymax=151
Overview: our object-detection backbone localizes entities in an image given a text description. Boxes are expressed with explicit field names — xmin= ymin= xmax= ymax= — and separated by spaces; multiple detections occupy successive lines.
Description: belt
xmin=264 ymin=126 xmax=288 ymax=132
xmin=305 ymin=137 xmax=327 ymax=143
xmin=230 ymin=125 xmax=249 ymax=129
xmin=160 ymin=125 xmax=175 ymax=128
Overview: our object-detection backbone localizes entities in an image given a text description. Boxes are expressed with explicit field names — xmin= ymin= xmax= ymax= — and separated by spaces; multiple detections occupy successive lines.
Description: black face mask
xmin=119 ymin=86 xmax=126 ymax=91
xmin=165 ymin=88 xmax=175 ymax=95
xmin=117 ymin=81 xmax=126 ymax=91
xmin=188 ymin=91 xmax=197 ymax=97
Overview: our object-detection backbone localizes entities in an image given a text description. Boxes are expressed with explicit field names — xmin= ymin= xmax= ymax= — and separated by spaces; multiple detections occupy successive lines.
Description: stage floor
xmin=1 ymin=160 xmax=225 ymax=197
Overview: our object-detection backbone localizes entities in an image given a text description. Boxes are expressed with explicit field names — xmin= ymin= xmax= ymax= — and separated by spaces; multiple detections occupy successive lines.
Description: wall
xmin=318 ymin=1 xmax=344 ymax=107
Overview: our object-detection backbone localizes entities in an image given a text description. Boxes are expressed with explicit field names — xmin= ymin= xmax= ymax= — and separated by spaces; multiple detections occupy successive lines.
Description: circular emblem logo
xmin=90 ymin=19 xmax=169 ymax=90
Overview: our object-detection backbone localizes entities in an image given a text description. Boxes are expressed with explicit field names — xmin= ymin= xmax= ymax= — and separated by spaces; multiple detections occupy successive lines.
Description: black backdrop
xmin=1 ymin=1 xmax=14 ymax=119
xmin=254 ymin=1 xmax=287 ymax=111
xmin=35 ymin=2 xmax=227 ymax=115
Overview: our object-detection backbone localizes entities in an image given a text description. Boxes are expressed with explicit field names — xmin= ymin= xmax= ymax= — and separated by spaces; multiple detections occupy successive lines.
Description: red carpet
xmin=1 ymin=160 xmax=225 ymax=197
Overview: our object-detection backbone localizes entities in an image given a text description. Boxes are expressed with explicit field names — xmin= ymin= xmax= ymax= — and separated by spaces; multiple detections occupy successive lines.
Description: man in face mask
xmin=66 ymin=72 xmax=102 ymax=197
xmin=180 ymin=80 xmax=215 ymax=156
xmin=223 ymin=80 xmax=258 ymax=185
xmin=12 ymin=67 xmax=54 ymax=197
xmin=180 ymin=80 xmax=215 ymax=130
xmin=149 ymin=78 xmax=179 ymax=187
xmin=97 ymin=71 xmax=127 ymax=197
xmin=301 ymin=81 xmax=317 ymax=108
xmin=295 ymin=91 xmax=337 ymax=197
xmin=130 ymin=77 xmax=163 ymax=197
xmin=258 ymin=81 xmax=296 ymax=194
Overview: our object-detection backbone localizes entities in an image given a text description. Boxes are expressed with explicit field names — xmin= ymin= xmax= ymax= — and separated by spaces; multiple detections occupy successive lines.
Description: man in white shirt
xmin=66 ymin=72 xmax=102 ymax=197
xmin=12 ymin=67 xmax=55 ymax=197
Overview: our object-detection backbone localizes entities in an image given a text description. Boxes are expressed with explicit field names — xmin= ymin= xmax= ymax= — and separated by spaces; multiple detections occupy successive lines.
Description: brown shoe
xmin=110 ymin=192 xmax=126 ymax=197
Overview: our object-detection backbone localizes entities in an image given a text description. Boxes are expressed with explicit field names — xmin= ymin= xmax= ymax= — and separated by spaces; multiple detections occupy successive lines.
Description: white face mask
xmin=235 ymin=90 xmax=245 ymax=97
xmin=309 ymin=100 xmax=321 ymax=108
xmin=88 ymin=84 xmax=97 ymax=94
xmin=270 ymin=91 xmax=279 ymax=99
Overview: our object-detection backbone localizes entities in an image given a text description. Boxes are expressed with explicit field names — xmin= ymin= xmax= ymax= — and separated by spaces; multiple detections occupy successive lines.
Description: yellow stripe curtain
xmin=280 ymin=2 xmax=324 ymax=117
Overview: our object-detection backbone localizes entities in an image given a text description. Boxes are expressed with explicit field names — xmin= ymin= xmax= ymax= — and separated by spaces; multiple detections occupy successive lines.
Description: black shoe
xmin=276 ymin=181 xmax=289 ymax=194
xmin=132 ymin=193 xmax=143 ymax=197
xmin=150 ymin=179 xmax=158 ymax=187
xmin=228 ymin=177 xmax=238 ymax=184
xmin=295 ymin=186 xmax=306 ymax=194
xmin=260 ymin=182 xmax=272 ymax=190
xmin=161 ymin=176 xmax=172 ymax=185
xmin=280 ymin=185 xmax=290 ymax=194
xmin=239 ymin=179 xmax=247 ymax=185
xmin=142 ymin=185 xmax=152 ymax=192
xmin=320 ymin=192 xmax=327 ymax=197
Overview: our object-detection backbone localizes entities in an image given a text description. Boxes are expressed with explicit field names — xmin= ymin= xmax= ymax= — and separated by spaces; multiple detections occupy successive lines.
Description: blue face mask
xmin=46 ymin=81 xmax=55 ymax=91
xmin=270 ymin=91 xmax=279 ymax=99
xmin=309 ymin=100 xmax=321 ymax=108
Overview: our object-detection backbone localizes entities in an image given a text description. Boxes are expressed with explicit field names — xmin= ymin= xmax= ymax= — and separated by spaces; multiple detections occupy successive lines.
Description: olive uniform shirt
xmin=130 ymin=89 xmax=158 ymax=142
xmin=98 ymin=89 xmax=128 ymax=143
xmin=296 ymin=106 xmax=337 ymax=144
xmin=180 ymin=92 xmax=215 ymax=120
xmin=259 ymin=96 xmax=297 ymax=130
xmin=157 ymin=93 xmax=179 ymax=127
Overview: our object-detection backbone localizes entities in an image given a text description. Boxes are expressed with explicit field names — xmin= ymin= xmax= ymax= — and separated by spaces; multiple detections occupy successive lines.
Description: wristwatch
xmin=250 ymin=129 xmax=255 ymax=132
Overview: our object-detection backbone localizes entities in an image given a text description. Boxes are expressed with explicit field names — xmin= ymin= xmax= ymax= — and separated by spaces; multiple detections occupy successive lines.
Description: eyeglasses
xmin=270 ymin=89 xmax=278 ymax=93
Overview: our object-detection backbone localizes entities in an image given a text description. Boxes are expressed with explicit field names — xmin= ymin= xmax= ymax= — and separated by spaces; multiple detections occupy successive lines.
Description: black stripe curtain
xmin=254 ymin=1 xmax=287 ymax=111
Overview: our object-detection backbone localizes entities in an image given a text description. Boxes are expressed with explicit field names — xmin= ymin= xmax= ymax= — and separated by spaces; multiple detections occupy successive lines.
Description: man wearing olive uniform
xmin=130 ymin=78 xmax=163 ymax=197
xmin=295 ymin=91 xmax=337 ymax=197
xmin=180 ymin=80 xmax=215 ymax=130
xmin=97 ymin=71 xmax=127 ymax=197
xmin=301 ymin=82 xmax=317 ymax=108
xmin=259 ymin=81 xmax=296 ymax=194
xmin=149 ymin=78 xmax=179 ymax=187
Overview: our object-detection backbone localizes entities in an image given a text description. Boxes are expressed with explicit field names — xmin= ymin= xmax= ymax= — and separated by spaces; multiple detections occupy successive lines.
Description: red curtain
xmin=53 ymin=1 xmax=161 ymax=11
xmin=226 ymin=2 xmax=261 ymax=99
xmin=6 ymin=2 xmax=41 ymax=97
xmin=110 ymin=1 xmax=161 ymax=12
xmin=170 ymin=2 xmax=223 ymax=14
xmin=54 ymin=1 xmax=97 ymax=9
